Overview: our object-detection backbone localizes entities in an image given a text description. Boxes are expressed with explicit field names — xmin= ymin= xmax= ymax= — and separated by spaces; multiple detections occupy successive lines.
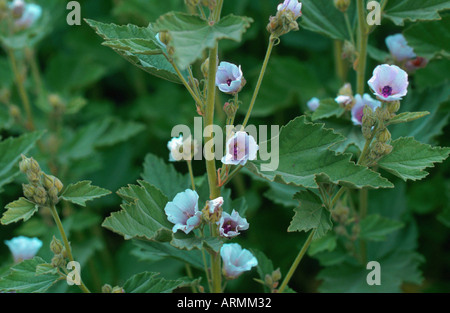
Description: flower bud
xmin=338 ymin=83 xmax=353 ymax=97
xmin=334 ymin=0 xmax=351 ymax=12
xmin=158 ymin=31 xmax=171 ymax=46
xmin=185 ymin=0 xmax=200 ymax=7
xmin=201 ymin=58 xmax=209 ymax=78
xmin=9 ymin=105 xmax=21 ymax=120
xmin=102 ymin=284 xmax=113 ymax=293
xmin=362 ymin=126 xmax=373 ymax=140
xmin=387 ymin=100 xmax=400 ymax=114
xmin=272 ymin=268 xmax=282 ymax=283
xmin=375 ymin=106 xmax=391 ymax=122
xmin=50 ymin=236 xmax=63 ymax=255
xmin=342 ymin=40 xmax=356 ymax=60
xmin=22 ymin=184 xmax=36 ymax=200
xmin=264 ymin=274 xmax=273 ymax=287
xmin=201 ymin=0 xmax=216 ymax=10
xmin=51 ymin=253 xmax=66 ymax=268
xmin=33 ymin=186 xmax=47 ymax=206
xmin=48 ymin=186 xmax=59 ymax=204
xmin=223 ymin=102 xmax=237 ymax=119
xmin=19 ymin=155 xmax=31 ymax=173
xmin=112 ymin=286 xmax=125 ymax=293
xmin=376 ymin=128 xmax=391 ymax=143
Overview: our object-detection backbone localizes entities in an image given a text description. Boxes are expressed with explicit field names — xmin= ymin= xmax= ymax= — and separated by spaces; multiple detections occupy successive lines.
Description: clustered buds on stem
xmin=102 ymin=284 xmax=125 ymax=293
xmin=20 ymin=155 xmax=64 ymax=206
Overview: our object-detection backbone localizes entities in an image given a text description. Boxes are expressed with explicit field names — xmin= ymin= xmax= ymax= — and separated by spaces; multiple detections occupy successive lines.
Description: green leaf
xmin=247 ymin=116 xmax=393 ymax=189
xmin=102 ymin=180 xmax=173 ymax=241
xmin=325 ymin=119 xmax=366 ymax=154
xmin=0 ymin=131 xmax=44 ymax=190
xmin=387 ymin=112 xmax=430 ymax=125
xmin=133 ymin=240 xmax=206 ymax=270
xmin=308 ymin=233 xmax=337 ymax=256
xmin=378 ymin=137 xmax=450 ymax=182
xmin=61 ymin=181 xmax=111 ymax=206
xmin=311 ymin=98 xmax=345 ymax=121
xmin=0 ymin=257 xmax=60 ymax=293
xmin=85 ymin=19 xmax=183 ymax=83
xmin=152 ymin=12 xmax=252 ymax=69
xmin=359 ymin=215 xmax=404 ymax=242
xmin=403 ymin=15 xmax=450 ymax=60
xmin=102 ymin=38 xmax=162 ymax=55
xmin=141 ymin=153 xmax=191 ymax=199
xmin=391 ymin=85 xmax=450 ymax=145
xmin=300 ymin=0 xmax=356 ymax=41
xmin=251 ymin=249 xmax=275 ymax=293
xmin=384 ymin=0 xmax=450 ymax=26
xmin=318 ymin=250 xmax=424 ymax=293
xmin=288 ymin=190 xmax=332 ymax=239
xmin=123 ymin=272 xmax=198 ymax=293
xmin=1 ymin=198 xmax=39 ymax=225
xmin=94 ymin=119 xmax=145 ymax=147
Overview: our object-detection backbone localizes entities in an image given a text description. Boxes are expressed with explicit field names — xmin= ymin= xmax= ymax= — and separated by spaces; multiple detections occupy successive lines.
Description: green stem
xmin=242 ymin=36 xmax=276 ymax=128
xmin=278 ymin=229 xmax=316 ymax=293
xmin=359 ymin=188 xmax=368 ymax=264
xmin=25 ymin=48 xmax=42 ymax=95
xmin=356 ymin=0 xmax=369 ymax=95
xmin=7 ymin=48 xmax=34 ymax=130
xmin=334 ymin=40 xmax=347 ymax=83
xmin=222 ymin=165 xmax=243 ymax=187
xmin=344 ymin=12 xmax=355 ymax=46
xmin=169 ymin=58 xmax=203 ymax=106
xmin=48 ymin=205 xmax=91 ymax=293
xmin=185 ymin=264 xmax=197 ymax=293
xmin=187 ymin=161 xmax=196 ymax=190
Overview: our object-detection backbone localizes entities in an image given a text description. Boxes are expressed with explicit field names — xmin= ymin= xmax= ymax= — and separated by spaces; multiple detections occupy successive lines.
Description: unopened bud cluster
xmin=255 ymin=269 xmax=282 ymax=293
xmin=50 ymin=235 xmax=69 ymax=268
xmin=20 ymin=155 xmax=64 ymax=206
xmin=102 ymin=284 xmax=125 ymax=293
xmin=364 ymin=101 xmax=401 ymax=166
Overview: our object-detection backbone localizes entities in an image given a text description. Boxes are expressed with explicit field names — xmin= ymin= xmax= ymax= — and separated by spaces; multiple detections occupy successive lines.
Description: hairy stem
xmin=48 ymin=204 xmax=91 ymax=293
xmin=7 ymin=48 xmax=35 ymax=130
xmin=356 ymin=0 xmax=368 ymax=95
xmin=278 ymin=229 xmax=316 ymax=293
xmin=242 ymin=36 xmax=276 ymax=128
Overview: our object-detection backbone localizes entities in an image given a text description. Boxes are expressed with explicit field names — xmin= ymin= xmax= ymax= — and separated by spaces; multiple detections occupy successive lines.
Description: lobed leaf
xmin=123 ymin=272 xmax=199 ymax=293
xmin=288 ymin=190 xmax=332 ymax=239
xmin=247 ymin=116 xmax=394 ymax=190
xmin=0 ymin=131 xmax=44 ymax=190
xmin=152 ymin=12 xmax=253 ymax=69
xmin=61 ymin=181 xmax=111 ymax=207
xmin=1 ymin=198 xmax=39 ymax=225
xmin=0 ymin=257 xmax=60 ymax=293
xmin=378 ymin=137 xmax=450 ymax=182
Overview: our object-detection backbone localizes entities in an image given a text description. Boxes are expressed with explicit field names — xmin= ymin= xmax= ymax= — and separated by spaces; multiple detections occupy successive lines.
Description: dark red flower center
xmin=382 ymin=86 xmax=393 ymax=98
xmin=227 ymin=79 xmax=232 ymax=86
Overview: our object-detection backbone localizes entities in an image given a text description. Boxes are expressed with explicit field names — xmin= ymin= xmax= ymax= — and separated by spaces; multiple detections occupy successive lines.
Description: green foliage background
xmin=0 ymin=0 xmax=449 ymax=293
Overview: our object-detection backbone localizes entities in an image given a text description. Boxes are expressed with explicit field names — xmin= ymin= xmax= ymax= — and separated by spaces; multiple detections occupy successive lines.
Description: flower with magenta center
xmin=220 ymin=243 xmax=258 ymax=279
xmin=351 ymin=94 xmax=381 ymax=126
xmin=216 ymin=62 xmax=245 ymax=95
xmin=218 ymin=210 xmax=249 ymax=238
xmin=385 ymin=34 xmax=416 ymax=62
xmin=277 ymin=0 xmax=302 ymax=19
xmin=164 ymin=189 xmax=202 ymax=234
xmin=222 ymin=131 xmax=258 ymax=166
xmin=5 ymin=236 xmax=42 ymax=263
xmin=368 ymin=64 xmax=409 ymax=102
